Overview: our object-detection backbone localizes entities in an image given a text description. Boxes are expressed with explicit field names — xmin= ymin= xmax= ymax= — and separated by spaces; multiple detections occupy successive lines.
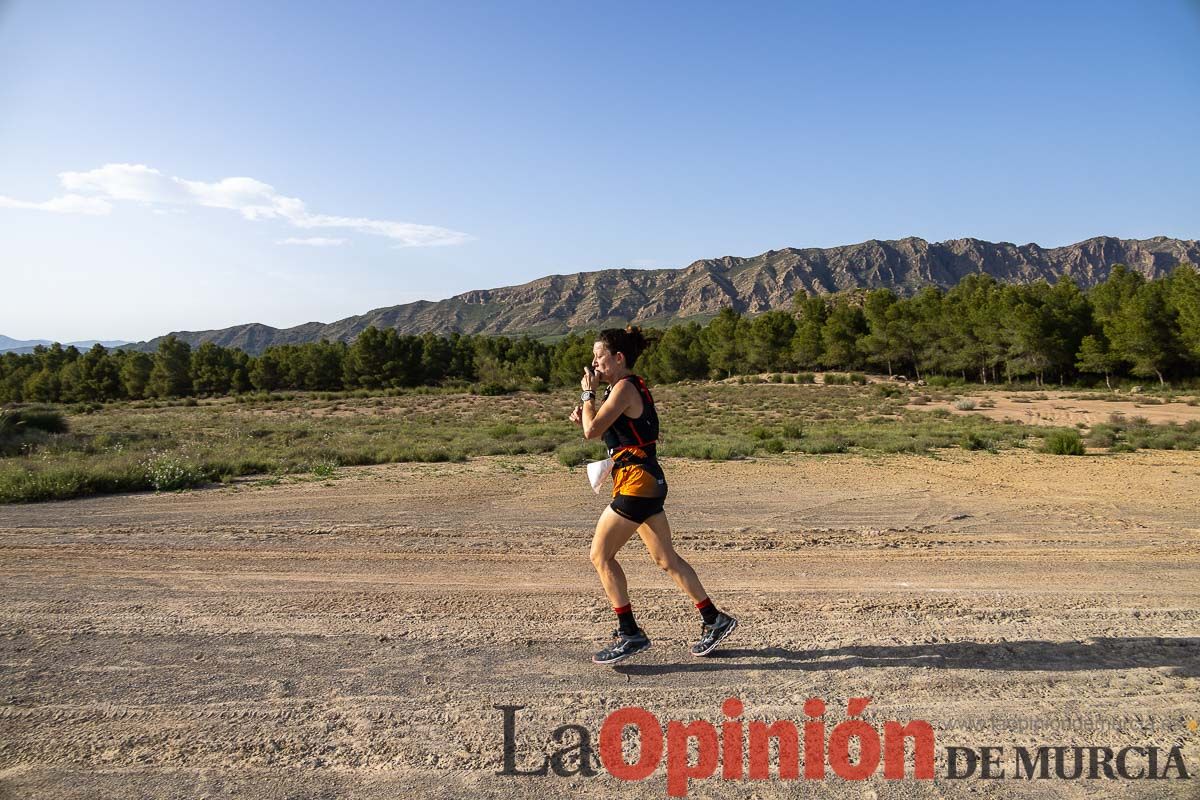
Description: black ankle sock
xmin=696 ymin=598 xmax=719 ymax=625
xmin=614 ymin=604 xmax=638 ymax=636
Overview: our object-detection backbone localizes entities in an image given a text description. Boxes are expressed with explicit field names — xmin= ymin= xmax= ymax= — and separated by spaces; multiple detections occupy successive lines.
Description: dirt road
xmin=914 ymin=391 xmax=1200 ymax=428
xmin=2 ymin=452 xmax=1198 ymax=798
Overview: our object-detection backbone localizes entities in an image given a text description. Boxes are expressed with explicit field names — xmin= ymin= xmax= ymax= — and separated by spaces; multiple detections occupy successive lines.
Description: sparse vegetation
xmin=2 ymin=381 xmax=1198 ymax=502
xmin=1041 ymin=429 xmax=1086 ymax=455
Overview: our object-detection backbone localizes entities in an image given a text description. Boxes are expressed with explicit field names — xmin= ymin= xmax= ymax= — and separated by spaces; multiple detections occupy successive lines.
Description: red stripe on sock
xmin=613 ymin=604 xmax=632 ymax=615
xmin=696 ymin=598 xmax=713 ymax=610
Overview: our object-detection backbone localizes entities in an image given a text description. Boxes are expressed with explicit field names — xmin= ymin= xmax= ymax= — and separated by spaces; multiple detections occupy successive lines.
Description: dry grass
xmin=4 ymin=383 xmax=1197 ymax=502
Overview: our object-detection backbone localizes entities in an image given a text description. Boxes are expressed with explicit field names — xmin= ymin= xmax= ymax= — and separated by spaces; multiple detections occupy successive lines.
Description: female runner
xmin=569 ymin=326 xmax=737 ymax=665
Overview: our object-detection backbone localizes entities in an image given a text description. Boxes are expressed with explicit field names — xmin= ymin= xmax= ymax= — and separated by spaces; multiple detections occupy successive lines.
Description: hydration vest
xmin=601 ymin=374 xmax=659 ymax=461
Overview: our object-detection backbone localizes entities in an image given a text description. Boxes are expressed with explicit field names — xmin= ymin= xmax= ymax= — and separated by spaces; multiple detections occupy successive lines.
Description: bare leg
xmin=637 ymin=512 xmax=709 ymax=604
xmin=589 ymin=507 xmax=641 ymax=608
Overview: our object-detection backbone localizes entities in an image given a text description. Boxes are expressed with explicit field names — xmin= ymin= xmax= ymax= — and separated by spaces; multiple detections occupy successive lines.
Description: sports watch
xmin=580 ymin=390 xmax=596 ymax=402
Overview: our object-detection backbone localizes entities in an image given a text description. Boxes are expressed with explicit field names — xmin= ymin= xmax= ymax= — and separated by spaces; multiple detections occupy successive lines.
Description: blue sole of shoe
xmin=691 ymin=618 xmax=738 ymax=657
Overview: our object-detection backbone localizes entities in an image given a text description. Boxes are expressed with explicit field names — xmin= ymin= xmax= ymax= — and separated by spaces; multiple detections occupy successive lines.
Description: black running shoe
xmin=592 ymin=628 xmax=652 ymax=665
xmin=690 ymin=612 xmax=738 ymax=657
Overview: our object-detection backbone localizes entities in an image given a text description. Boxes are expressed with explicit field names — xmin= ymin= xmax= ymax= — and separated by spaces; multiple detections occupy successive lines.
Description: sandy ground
xmin=912 ymin=391 xmax=1200 ymax=428
xmin=1 ymin=452 xmax=1198 ymax=799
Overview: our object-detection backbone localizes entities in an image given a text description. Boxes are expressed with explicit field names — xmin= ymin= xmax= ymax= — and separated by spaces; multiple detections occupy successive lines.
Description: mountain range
xmin=116 ymin=235 xmax=1200 ymax=355
xmin=0 ymin=336 xmax=131 ymax=355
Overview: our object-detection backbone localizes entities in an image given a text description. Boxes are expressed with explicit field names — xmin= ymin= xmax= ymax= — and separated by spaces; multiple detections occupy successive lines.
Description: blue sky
xmin=2 ymin=1 xmax=1198 ymax=343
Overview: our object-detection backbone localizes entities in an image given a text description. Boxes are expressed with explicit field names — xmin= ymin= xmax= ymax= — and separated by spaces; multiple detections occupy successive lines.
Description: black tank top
xmin=601 ymin=374 xmax=659 ymax=459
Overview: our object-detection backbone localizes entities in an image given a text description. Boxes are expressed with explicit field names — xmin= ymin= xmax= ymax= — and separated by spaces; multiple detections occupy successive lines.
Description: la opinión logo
xmin=497 ymin=696 xmax=934 ymax=797
xmin=496 ymin=698 xmax=1193 ymax=797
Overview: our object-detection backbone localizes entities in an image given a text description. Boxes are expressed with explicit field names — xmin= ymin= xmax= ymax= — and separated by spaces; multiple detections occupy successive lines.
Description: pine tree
xmin=821 ymin=301 xmax=867 ymax=369
xmin=702 ymin=308 xmax=743 ymax=378
xmin=147 ymin=336 xmax=193 ymax=397
xmin=1076 ymin=334 xmax=1118 ymax=389
xmin=1110 ymin=281 xmax=1176 ymax=385
xmin=790 ymin=295 xmax=827 ymax=369
xmin=743 ymin=310 xmax=796 ymax=373
xmin=120 ymin=351 xmax=154 ymax=399
xmin=1166 ymin=263 xmax=1200 ymax=370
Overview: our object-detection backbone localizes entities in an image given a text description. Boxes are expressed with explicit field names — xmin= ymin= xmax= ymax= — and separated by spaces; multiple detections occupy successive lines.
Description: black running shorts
xmin=610 ymin=489 xmax=667 ymax=524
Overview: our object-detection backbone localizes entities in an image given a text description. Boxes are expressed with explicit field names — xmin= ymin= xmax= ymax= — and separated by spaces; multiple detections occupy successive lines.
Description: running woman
xmin=569 ymin=326 xmax=737 ymax=665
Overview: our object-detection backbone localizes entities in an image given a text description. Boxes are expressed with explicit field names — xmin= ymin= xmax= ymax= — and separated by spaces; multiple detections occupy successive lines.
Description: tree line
xmin=3 ymin=263 xmax=1198 ymax=404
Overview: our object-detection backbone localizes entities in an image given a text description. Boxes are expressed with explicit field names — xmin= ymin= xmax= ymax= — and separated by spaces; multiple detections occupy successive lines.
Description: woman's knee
xmin=590 ymin=543 xmax=613 ymax=570
xmin=651 ymin=549 xmax=679 ymax=572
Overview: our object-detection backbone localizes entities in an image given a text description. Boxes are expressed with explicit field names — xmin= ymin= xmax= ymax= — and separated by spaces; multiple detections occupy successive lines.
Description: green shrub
xmin=960 ymin=432 xmax=994 ymax=452
xmin=1084 ymin=424 xmax=1117 ymax=448
xmin=488 ymin=423 xmax=520 ymax=438
xmin=0 ymin=463 xmax=147 ymax=503
xmin=761 ymin=438 xmax=785 ymax=454
xmin=700 ymin=443 xmax=748 ymax=460
xmin=1041 ymin=429 xmax=1085 ymax=456
xmin=475 ymin=382 xmax=514 ymax=396
xmin=1 ymin=406 xmax=68 ymax=436
xmin=824 ymin=373 xmax=850 ymax=385
xmin=781 ymin=422 xmax=803 ymax=439
xmin=68 ymin=402 xmax=104 ymax=414
xmin=143 ymin=453 xmax=205 ymax=491
xmin=849 ymin=373 xmax=867 ymax=385
xmin=798 ymin=435 xmax=847 ymax=454
xmin=878 ymin=436 xmax=926 ymax=454
xmin=662 ymin=438 xmax=752 ymax=460
xmin=555 ymin=442 xmax=605 ymax=467
xmin=795 ymin=373 xmax=815 ymax=384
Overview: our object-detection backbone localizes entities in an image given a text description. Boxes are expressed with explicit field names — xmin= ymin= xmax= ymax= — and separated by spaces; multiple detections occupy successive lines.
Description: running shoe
xmin=690 ymin=612 xmax=738 ymax=657
xmin=592 ymin=628 xmax=652 ymax=665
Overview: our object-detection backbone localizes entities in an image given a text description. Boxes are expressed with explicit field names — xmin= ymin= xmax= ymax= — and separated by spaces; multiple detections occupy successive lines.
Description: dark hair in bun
xmin=598 ymin=325 xmax=649 ymax=369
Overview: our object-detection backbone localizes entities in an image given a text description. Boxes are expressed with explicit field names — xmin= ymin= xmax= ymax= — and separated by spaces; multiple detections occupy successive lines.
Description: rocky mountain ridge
xmin=130 ymin=235 xmax=1199 ymax=354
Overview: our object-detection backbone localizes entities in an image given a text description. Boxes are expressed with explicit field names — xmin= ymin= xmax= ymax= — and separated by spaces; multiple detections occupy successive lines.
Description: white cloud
xmin=277 ymin=237 xmax=347 ymax=247
xmin=0 ymin=193 xmax=112 ymax=215
xmin=60 ymin=163 xmax=191 ymax=204
xmin=3 ymin=163 xmax=472 ymax=246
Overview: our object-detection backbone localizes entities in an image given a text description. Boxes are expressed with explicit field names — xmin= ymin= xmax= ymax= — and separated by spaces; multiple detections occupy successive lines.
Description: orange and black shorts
xmin=609 ymin=456 xmax=667 ymax=523
xmin=610 ymin=490 xmax=667 ymax=524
